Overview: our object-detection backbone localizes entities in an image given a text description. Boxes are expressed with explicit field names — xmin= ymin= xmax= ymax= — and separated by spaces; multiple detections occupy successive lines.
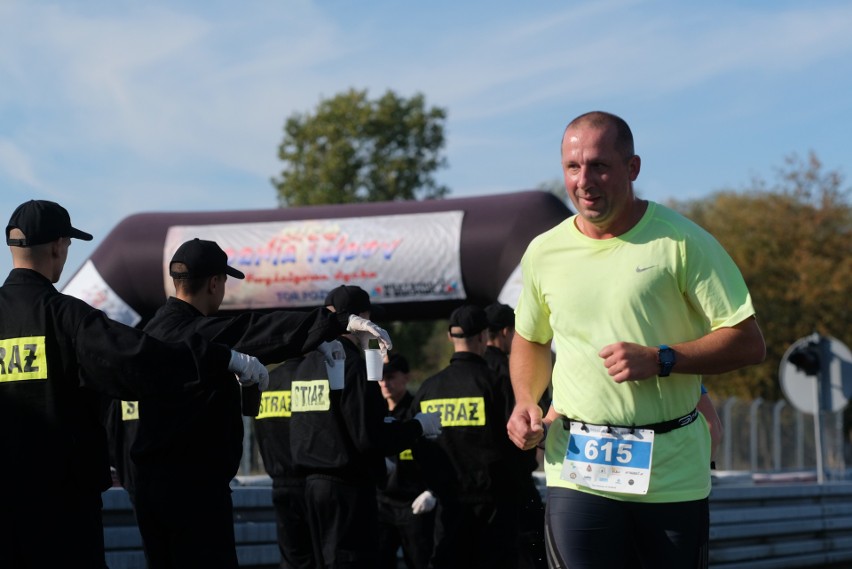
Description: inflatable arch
xmin=62 ymin=190 xmax=572 ymax=325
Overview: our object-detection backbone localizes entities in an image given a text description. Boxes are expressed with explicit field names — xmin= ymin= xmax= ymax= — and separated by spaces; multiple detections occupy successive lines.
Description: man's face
xmin=379 ymin=369 xmax=408 ymax=403
xmin=561 ymin=123 xmax=640 ymax=234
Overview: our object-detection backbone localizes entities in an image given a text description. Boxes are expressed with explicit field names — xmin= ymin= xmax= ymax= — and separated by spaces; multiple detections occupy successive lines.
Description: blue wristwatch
xmin=658 ymin=345 xmax=676 ymax=377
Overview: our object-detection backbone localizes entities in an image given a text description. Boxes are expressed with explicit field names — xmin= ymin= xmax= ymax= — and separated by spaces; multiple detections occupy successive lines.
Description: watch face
xmin=660 ymin=349 xmax=675 ymax=365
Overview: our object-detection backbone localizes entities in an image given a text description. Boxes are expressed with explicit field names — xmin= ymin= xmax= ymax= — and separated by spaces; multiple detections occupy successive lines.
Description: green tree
xmin=670 ymin=152 xmax=852 ymax=400
xmin=381 ymin=318 xmax=454 ymax=390
xmin=272 ymin=88 xmax=451 ymax=375
xmin=272 ymin=88 xmax=449 ymax=206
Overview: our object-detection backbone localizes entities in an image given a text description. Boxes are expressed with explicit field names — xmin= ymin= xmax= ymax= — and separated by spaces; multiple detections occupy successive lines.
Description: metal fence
xmin=714 ymin=396 xmax=848 ymax=478
xmin=239 ymin=397 xmax=851 ymax=478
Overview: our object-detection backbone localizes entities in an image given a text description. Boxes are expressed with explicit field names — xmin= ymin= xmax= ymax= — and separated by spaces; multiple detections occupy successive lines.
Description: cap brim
xmin=225 ymin=266 xmax=245 ymax=279
xmin=69 ymin=227 xmax=93 ymax=241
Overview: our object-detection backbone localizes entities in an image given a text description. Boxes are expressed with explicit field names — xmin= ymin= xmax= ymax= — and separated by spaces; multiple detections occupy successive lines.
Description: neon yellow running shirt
xmin=516 ymin=201 xmax=755 ymax=502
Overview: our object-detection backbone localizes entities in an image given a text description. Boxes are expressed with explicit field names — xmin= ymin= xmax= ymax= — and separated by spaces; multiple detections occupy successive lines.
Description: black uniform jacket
xmin=483 ymin=345 xmax=538 ymax=475
xmin=483 ymin=346 xmax=511 ymax=399
xmin=253 ymin=357 xmax=304 ymax=485
xmin=290 ymin=337 xmax=423 ymax=485
xmin=412 ymin=351 xmax=515 ymax=504
xmin=131 ymin=297 xmax=347 ymax=486
xmin=0 ymin=269 xmax=231 ymax=494
xmin=377 ymin=391 xmax=430 ymax=502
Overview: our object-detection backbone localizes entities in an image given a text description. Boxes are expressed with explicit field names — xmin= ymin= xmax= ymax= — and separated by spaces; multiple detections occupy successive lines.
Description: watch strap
xmin=658 ymin=344 xmax=675 ymax=377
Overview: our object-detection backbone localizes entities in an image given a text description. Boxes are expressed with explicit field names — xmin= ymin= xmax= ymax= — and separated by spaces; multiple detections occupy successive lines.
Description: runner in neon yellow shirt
xmin=507 ymin=111 xmax=766 ymax=569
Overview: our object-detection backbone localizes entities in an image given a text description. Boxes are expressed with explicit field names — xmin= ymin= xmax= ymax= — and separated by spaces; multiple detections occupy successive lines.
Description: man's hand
xmin=413 ymin=412 xmax=442 ymax=438
xmin=411 ymin=490 xmax=437 ymax=514
xmin=346 ymin=315 xmax=392 ymax=352
xmin=507 ymin=402 xmax=545 ymax=451
xmin=599 ymin=342 xmax=658 ymax=383
xmin=228 ymin=350 xmax=270 ymax=391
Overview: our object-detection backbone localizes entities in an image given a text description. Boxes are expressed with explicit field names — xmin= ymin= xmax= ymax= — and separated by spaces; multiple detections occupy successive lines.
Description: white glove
xmin=411 ymin=490 xmax=437 ymax=514
xmin=228 ymin=350 xmax=270 ymax=391
xmin=316 ymin=340 xmax=345 ymax=366
xmin=413 ymin=412 xmax=442 ymax=438
xmin=346 ymin=315 xmax=392 ymax=352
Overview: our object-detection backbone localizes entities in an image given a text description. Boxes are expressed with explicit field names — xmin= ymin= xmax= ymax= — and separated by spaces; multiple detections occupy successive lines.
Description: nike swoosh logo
xmin=635 ymin=265 xmax=657 ymax=273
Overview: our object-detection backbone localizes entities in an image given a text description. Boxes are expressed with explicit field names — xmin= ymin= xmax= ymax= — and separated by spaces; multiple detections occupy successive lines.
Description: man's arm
xmin=507 ymin=334 xmax=552 ymax=451
xmin=599 ymin=316 xmax=766 ymax=384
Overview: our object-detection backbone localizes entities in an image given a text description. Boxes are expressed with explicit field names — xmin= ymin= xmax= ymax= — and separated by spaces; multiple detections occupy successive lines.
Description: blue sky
xmin=2 ymin=0 xmax=852 ymax=287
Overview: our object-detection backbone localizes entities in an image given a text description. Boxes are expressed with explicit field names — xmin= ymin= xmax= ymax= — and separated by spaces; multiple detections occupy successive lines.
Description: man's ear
xmin=207 ymin=275 xmax=220 ymax=294
xmin=50 ymin=238 xmax=63 ymax=259
xmin=628 ymin=154 xmax=641 ymax=181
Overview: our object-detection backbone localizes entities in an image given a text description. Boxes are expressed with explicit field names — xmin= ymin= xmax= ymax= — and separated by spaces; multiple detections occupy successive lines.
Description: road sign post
xmin=780 ymin=334 xmax=852 ymax=483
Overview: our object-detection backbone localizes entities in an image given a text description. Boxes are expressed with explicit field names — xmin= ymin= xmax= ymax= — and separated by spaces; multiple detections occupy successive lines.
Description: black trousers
xmin=0 ymin=486 xmax=107 ymax=569
xmin=376 ymin=496 xmax=435 ymax=569
xmin=545 ymin=488 xmax=709 ymax=569
xmin=134 ymin=472 xmax=238 ymax=569
xmin=304 ymin=474 xmax=379 ymax=569
xmin=430 ymin=497 xmax=519 ymax=569
xmin=272 ymin=481 xmax=315 ymax=569
xmin=516 ymin=476 xmax=547 ymax=569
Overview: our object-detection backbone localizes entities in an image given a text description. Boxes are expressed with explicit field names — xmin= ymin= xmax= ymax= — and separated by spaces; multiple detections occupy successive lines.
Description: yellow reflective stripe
xmin=121 ymin=401 xmax=139 ymax=421
xmin=0 ymin=336 xmax=47 ymax=383
xmin=290 ymin=380 xmax=331 ymax=412
xmin=420 ymin=397 xmax=486 ymax=426
xmin=399 ymin=449 xmax=414 ymax=461
xmin=257 ymin=390 xmax=292 ymax=419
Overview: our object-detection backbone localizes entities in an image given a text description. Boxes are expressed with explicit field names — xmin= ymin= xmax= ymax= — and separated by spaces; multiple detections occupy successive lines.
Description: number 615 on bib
xmin=560 ymin=422 xmax=655 ymax=495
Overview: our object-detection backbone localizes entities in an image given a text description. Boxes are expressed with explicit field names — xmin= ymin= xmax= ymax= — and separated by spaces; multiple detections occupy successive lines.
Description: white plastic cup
xmin=364 ymin=349 xmax=384 ymax=381
xmin=326 ymin=358 xmax=345 ymax=390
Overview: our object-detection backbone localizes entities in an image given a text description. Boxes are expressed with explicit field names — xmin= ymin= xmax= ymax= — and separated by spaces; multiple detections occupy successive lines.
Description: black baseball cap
xmin=324 ymin=285 xmax=371 ymax=314
xmin=448 ymin=304 xmax=488 ymax=338
xmin=6 ymin=200 xmax=93 ymax=247
xmin=384 ymin=354 xmax=410 ymax=375
xmin=169 ymin=238 xmax=245 ymax=279
xmin=485 ymin=302 xmax=515 ymax=329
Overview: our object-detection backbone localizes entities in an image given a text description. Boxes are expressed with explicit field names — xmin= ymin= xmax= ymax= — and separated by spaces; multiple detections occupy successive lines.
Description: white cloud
xmin=0 ymin=139 xmax=42 ymax=190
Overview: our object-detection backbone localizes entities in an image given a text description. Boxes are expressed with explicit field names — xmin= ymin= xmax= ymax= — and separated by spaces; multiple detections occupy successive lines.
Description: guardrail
xmin=102 ymin=475 xmax=852 ymax=569
xmin=709 ymin=478 xmax=852 ymax=568
xmin=102 ymin=484 xmax=279 ymax=569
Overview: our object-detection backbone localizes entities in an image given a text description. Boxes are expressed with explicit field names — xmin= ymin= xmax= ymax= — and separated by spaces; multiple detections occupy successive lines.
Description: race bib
xmin=560 ymin=422 xmax=654 ymax=495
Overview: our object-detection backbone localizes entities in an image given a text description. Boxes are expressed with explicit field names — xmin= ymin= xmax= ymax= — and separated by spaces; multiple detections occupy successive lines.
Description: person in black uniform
xmin=290 ymin=285 xmax=442 ymax=569
xmin=376 ymin=354 xmax=437 ymax=569
xmin=130 ymin=240 xmax=392 ymax=569
xmin=254 ymin=356 xmax=316 ymax=569
xmin=412 ymin=304 xmax=520 ymax=569
xmin=483 ymin=302 xmax=547 ymax=569
xmin=104 ymin=397 xmax=141 ymax=502
xmin=483 ymin=303 xmax=515 ymax=388
xmin=0 ymin=200 xmax=266 ymax=569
